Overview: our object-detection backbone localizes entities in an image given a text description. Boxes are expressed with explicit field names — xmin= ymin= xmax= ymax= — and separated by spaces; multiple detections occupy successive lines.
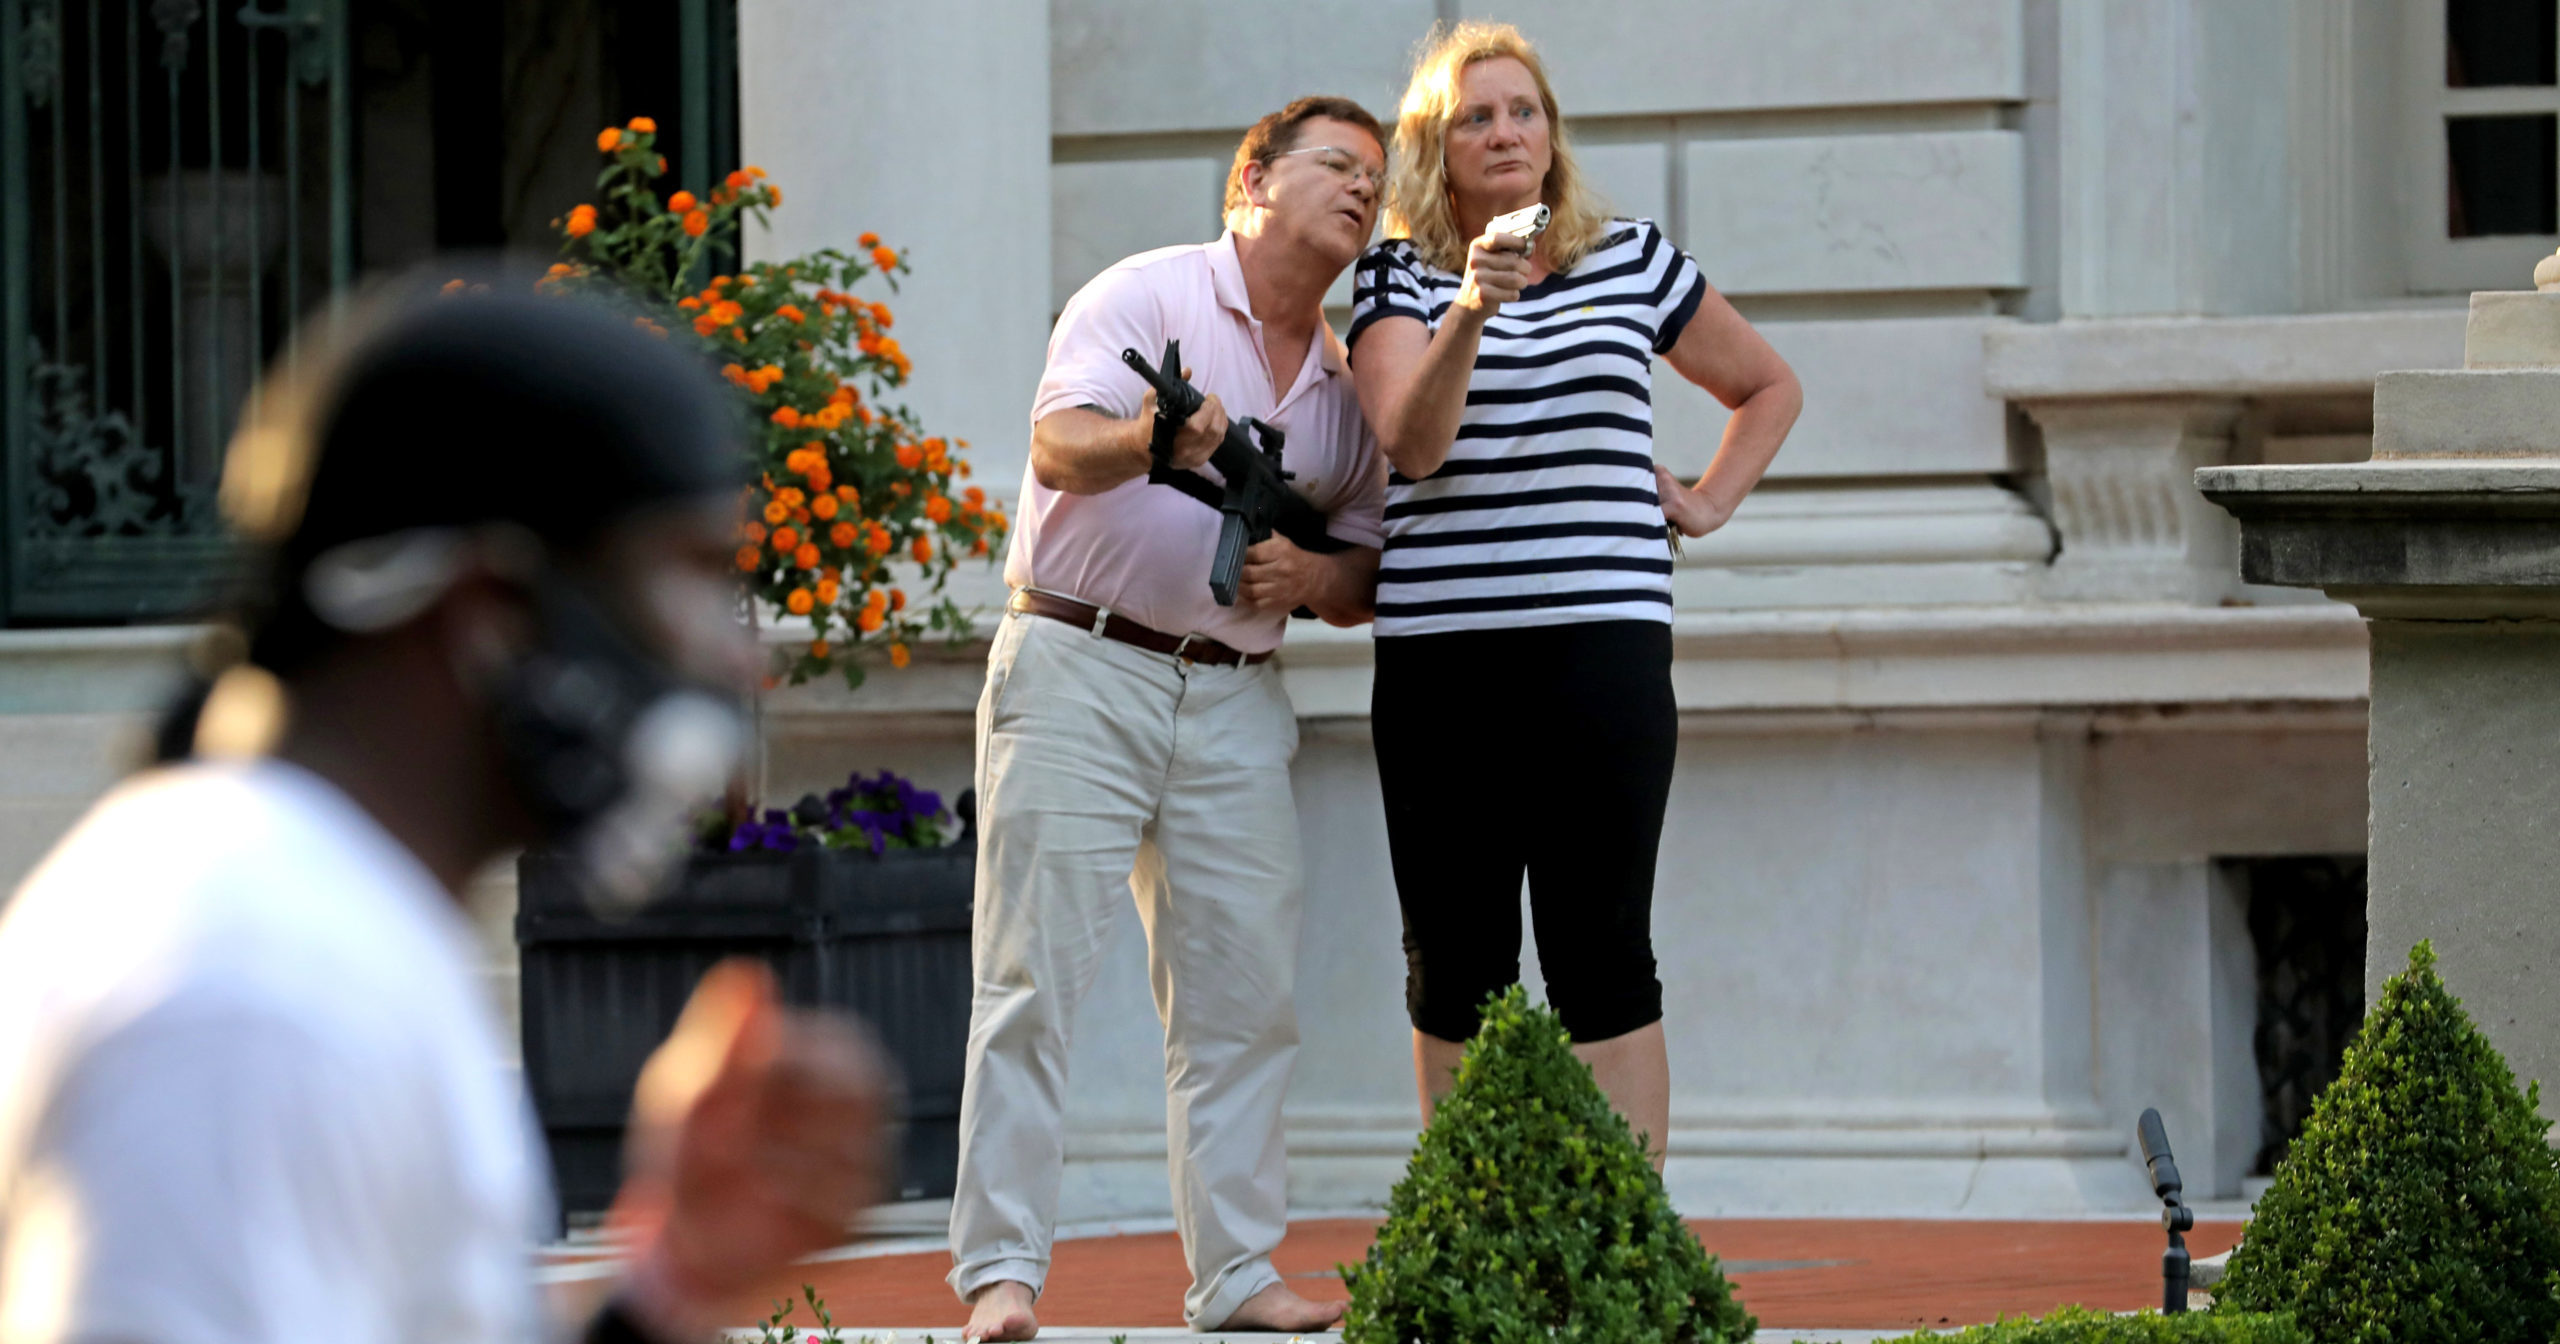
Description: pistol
xmin=1488 ymin=202 xmax=1549 ymax=244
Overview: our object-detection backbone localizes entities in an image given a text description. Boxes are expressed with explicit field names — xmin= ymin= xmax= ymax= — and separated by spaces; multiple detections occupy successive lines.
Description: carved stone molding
xmin=2025 ymin=398 xmax=2245 ymax=604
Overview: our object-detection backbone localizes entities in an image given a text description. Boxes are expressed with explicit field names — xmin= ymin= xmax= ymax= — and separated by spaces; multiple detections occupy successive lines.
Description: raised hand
xmin=611 ymin=959 xmax=894 ymax=1338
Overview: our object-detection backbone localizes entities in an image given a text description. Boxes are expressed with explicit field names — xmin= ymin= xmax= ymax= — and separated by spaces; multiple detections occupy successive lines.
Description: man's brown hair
xmin=1223 ymin=95 xmax=1387 ymax=216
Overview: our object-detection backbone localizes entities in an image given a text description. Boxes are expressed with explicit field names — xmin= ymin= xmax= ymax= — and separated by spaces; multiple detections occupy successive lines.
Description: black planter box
xmin=516 ymin=841 xmax=973 ymax=1223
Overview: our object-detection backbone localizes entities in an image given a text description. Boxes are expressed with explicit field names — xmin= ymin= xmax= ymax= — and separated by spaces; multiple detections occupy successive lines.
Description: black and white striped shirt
xmin=1348 ymin=218 xmax=1708 ymax=637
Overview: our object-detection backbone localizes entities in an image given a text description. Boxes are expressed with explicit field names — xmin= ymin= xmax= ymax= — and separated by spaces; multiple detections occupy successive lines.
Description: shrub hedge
xmin=1339 ymin=986 xmax=1753 ymax=1344
xmin=2212 ymin=940 xmax=2560 ymax=1342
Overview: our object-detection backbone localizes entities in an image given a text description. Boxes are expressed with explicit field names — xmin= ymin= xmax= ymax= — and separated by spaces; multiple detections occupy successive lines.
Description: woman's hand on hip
xmin=1454 ymin=232 xmax=1532 ymax=317
xmin=1655 ymin=464 xmax=1732 ymax=539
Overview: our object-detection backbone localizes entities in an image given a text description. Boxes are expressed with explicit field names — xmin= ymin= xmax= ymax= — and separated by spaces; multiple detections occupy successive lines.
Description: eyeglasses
xmin=1273 ymin=145 xmax=1388 ymax=191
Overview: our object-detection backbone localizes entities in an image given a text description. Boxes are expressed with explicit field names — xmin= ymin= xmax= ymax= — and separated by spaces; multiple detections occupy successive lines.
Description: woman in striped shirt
xmin=1348 ymin=20 xmax=1801 ymax=1165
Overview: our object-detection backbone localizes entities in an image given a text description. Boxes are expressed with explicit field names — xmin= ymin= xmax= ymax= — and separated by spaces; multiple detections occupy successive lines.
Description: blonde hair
xmin=1381 ymin=21 xmax=1612 ymax=275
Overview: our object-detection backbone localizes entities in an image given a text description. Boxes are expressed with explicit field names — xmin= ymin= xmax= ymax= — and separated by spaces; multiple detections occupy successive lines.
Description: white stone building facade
xmin=1 ymin=0 xmax=2512 ymax=1220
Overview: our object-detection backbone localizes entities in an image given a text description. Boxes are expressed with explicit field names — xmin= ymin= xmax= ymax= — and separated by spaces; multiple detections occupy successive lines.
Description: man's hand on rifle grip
xmin=1236 ymin=534 xmax=1328 ymax=614
xmin=1142 ymin=372 xmax=1227 ymax=473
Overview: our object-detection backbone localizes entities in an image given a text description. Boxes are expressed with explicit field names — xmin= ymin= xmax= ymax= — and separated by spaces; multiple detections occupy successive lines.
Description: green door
xmin=0 ymin=0 xmax=350 ymax=623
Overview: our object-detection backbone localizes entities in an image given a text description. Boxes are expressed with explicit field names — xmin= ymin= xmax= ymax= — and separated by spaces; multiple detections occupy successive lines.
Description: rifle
xmin=1119 ymin=339 xmax=1348 ymax=608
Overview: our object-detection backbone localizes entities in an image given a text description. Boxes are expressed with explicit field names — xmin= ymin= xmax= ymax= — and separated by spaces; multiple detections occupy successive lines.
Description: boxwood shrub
xmin=2212 ymin=940 xmax=2560 ymax=1342
xmin=1339 ymin=986 xmax=1753 ymax=1344
xmin=1869 ymin=1304 xmax=2305 ymax=1342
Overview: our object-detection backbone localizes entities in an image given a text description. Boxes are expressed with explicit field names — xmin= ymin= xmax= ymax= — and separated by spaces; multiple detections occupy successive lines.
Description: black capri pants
xmin=1372 ymin=618 xmax=1677 ymax=1045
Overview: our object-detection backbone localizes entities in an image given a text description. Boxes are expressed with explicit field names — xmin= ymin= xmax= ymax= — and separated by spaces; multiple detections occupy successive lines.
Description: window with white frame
xmin=2407 ymin=0 xmax=2560 ymax=293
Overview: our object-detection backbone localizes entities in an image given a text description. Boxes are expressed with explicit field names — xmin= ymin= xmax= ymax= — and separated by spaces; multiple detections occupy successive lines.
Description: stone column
xmin=736 ymin=1 xmax=1051 ymax=518
xmin=2199 ymin=265 xmax=2560 ymax=1117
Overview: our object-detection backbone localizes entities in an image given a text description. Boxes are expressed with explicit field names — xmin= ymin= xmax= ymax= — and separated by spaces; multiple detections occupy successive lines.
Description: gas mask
xmin=300 ymin=525 xmax=748 ymax=910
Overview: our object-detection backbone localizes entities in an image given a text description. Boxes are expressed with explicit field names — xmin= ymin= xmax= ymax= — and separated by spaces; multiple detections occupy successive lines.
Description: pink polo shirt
xmin=1007 ymin=231 xmax=1387 ymax=654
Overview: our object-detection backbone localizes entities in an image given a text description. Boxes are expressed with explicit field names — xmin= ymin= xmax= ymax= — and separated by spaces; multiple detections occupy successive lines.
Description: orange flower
xmin=972 ymin=537 xmax=989 ymax=556
xmin=889 ymin=588 xmax=907 ymax=612
xmin=786 ymin=588 xmax=814 ymax=616
xmin=597 ymin=127 xmax=622 ymax=152
xmin=866 ymin=527 xmax=892 ymax=557
xmin=767 ymin=186 xmax=783 ymax=207
xmin=910 ymin=536 xmax=933 ymax=563
xmin=762 ymin=500 xmax=790 ymax=526
xmin=742 ymin=521 xmax=767 ymax=544
xmin=816 ymin=578 xmax=840 ymax=606
xmin=772 ymin=525 xmax=800 ymax=552
xmin=889 ymin=642 xmax=911 ymax=669
xmin=565 ymin=204 xmax=597 ymax=238
xmin=830 ymin=522 xmax=859 ymax=548
xmin=667 ymin=190 xmax=696 ymax=213
xmin=891 ymin=482 xmax=912 ymax=499
xmin=726 ymin=169 xmax=751 ymax=190
xmin=924 ymin=495 xmax=952 ymax=523
xmin=734 ymin=545 xmax=760 ymax=571
xmin=872 ymin=304 xmax=893 ymax=330
xmin=656 ymin=155 xmax=667 ymax=172
xmin=856 ymin=607 xmax=884 ymax=634
xmin=772 ymin=407 xmax=802 ymax=428
xmin=628 ymin=115 xmax=657 ymax=134
xmin=679 ymin=296 xmax=704 ymax=312
xmin=682 ymin=209 xmax=709 ymax=237
xmin=894 ymin=443 xmax=923 ymax=470
xmin=871 ymin=245 xmax=897 ymax=271
xmin=776 ymin=304 xmax=806 ymax=325
xmin=964 ymin=486 xmax=986 ymax=506
xmin=858 ymin=231 xmax=880 ymax=248
xmin=794 ymin=543 xmax=820 ymax=569
xmin=811 ymin=494 xmax=839 ymax=520
xmin=745 ymin=164 xmax=767 ymax=179
xmin=777 ymin=486 xmax=805 ymax=508
xmin=809 ymin=638 xmax=830 ymax=659
xmin=864 ymin=587 xmax=888 ymax=611
xmin=693 ymin=313 xmax=721 ymax=337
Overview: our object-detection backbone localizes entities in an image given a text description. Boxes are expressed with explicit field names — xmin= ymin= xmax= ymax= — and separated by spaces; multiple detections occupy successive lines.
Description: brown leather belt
xmin=1008 ymin=589 xmax=1273 ymax=667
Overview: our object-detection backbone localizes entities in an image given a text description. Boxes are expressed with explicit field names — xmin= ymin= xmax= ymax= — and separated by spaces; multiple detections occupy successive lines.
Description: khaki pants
xmin=946 ymin=608 xmax=1303 ymax=1331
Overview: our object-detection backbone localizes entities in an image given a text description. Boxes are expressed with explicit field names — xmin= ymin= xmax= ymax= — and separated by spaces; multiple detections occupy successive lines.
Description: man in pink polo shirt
xmin=949 ymin=96 xmax=1389 ymax=1341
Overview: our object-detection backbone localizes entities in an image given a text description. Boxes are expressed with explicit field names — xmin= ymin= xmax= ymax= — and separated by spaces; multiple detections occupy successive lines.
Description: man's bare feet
xmin=964 ymin=1279 xmax=1038 ymax=1342
xmin=1211 ymin=1281 xmax=1348 ymax=1333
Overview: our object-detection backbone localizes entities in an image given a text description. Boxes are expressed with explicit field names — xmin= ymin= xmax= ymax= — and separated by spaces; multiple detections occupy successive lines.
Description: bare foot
xmin=1211 ymin=1281 xmax=1348 ymax=1333
xmin=964 ymin=1279 xmax=1038 ymax=1342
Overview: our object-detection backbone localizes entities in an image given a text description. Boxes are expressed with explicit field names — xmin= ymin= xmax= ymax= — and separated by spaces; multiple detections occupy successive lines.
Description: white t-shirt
xmin=0 ymin=760 xmax=548 ymax=1344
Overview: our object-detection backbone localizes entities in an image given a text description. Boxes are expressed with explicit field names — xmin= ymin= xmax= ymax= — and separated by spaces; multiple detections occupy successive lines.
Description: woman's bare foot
xmin=963 ymin=1279 xmax=1039 ymax=1342
xmin=1212 ymin=1281 xmax=1348 ymax=1333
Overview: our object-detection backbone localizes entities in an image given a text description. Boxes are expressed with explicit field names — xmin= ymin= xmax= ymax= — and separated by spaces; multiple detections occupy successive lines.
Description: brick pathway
xmin=557 ymin=1216 xmax=2243 ymax=1335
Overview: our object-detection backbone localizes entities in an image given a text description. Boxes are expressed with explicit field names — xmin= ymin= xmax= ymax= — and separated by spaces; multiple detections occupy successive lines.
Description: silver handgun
xmin=1488 ymin=202 xmax=1549 ymax=244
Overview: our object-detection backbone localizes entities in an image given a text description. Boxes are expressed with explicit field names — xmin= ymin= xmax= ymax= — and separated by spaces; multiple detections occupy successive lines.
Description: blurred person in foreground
xmin=0 ymin=280 xmax=891 ymax=1344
